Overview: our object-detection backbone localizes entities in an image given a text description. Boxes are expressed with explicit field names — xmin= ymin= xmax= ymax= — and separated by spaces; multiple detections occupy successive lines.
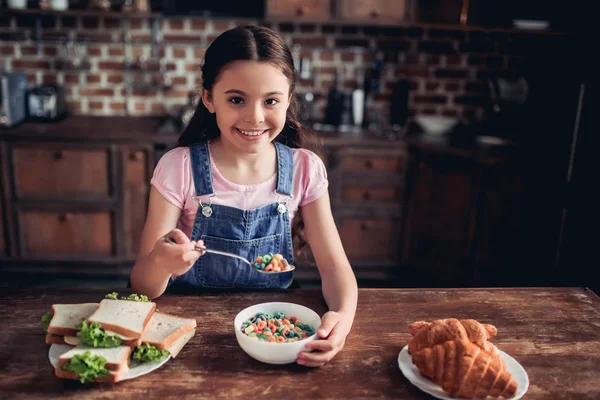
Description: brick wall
xmin=0 ymin=13 xmax=576 ymax=124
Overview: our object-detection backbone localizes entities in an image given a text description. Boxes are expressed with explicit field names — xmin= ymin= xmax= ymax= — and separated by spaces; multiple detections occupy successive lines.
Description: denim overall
xmin=168 ymin=142 xmax=295 ymax=291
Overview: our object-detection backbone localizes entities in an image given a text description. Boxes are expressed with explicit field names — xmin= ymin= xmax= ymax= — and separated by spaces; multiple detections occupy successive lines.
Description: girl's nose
xmin=244 ymin=104 xmax=265 ymax=125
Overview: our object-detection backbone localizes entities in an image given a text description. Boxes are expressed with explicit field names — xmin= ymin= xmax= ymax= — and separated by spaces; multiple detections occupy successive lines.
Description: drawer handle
xmin=58 ymin=213 xmax=73 ymax=222
xmin=129 ymin=151 xmax=144 ymax=161
xmin=363 ymin=191 xmax=371 ymax=201
xmin=364 ymin=160 xmax=373 ymax=169
xmin=53 ymin=151 xmax=64 ymax=160
xmin=296 ymin=6 xmax=307 ymax=16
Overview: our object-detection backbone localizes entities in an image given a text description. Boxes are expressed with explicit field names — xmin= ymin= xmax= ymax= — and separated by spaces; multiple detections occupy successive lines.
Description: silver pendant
xmin=277 ymin=203 xmax=287 ymax=215
xmin=202 ymin=206 xmax=213 ymax=218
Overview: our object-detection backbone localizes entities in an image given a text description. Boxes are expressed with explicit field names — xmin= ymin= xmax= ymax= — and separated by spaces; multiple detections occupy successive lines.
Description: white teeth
xmin=238 ymin=129 xmax=266 ymax=136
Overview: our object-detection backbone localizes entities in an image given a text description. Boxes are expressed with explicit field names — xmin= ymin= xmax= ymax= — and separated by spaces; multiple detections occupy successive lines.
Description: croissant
xmin=412 ymin=339 xmax=518 ymax=399
xmin=408 ymin=318 xmax=500 ymax=358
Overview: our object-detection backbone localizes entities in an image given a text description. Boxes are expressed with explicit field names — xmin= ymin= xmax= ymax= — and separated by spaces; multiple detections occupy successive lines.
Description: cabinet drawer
xmin=19 ymin=211 xmax=113 ymax=256
xmin=338 ymin=149 xmax=406 ymax=173
xmin=339 ymin=218 xmax=400 ymax=260
xmin=342 ymin=184 xmax=402 ymax=202
xmin=267 ymin=0 xmax=331 ymax=19
xmin=337 ymin=0 xmax=406 ymax=21
xmin=13 ymin=145 xmax=110 ymax=198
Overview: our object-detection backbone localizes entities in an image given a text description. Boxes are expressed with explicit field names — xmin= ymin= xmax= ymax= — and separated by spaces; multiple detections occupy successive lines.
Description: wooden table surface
xmin=1 ymin=287 xmax=599 ymax=399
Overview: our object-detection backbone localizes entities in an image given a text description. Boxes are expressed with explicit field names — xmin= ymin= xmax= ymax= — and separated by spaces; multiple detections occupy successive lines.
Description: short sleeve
xmin=150 ymin=147 xmax=192 ymax=210
xmin=298 ymin=149 xmax=329 ymax=207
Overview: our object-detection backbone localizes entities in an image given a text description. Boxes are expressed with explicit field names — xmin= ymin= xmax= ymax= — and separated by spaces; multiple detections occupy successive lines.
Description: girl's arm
xmin=130 ymin=186 xmax=200 ymax=299
xmin=297 ymin=191 xmax=358 ymax=367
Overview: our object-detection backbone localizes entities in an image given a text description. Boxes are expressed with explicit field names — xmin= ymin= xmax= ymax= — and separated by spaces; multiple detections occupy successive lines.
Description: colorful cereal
xmin=252 ymin=252 xmax=292 ymax=273
xmin=241 ymin=312 xmax=316 ymax=343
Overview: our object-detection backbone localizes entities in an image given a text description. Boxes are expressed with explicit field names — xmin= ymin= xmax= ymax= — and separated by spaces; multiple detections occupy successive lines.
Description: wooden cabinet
xmin=266 ymin=0 xmax=331 ymax=19
xmin=0 ymin=134 xmax=152 ymax=280
xmin=13 ymin=145 xmax=110 ymax=198
xmin=0 ymin=143 xmax=6 ymax=257
xmin=337 ymin=0 xmax=406 ymax=22
xmin=19 ymin=210 xmax=113 ymax=257
xmin=122 ymin=145 xmax=152 ymax=258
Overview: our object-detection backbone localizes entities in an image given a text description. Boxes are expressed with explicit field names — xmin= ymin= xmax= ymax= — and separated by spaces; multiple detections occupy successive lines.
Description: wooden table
xmin=1 ymin=287 xmax=599 ymax=399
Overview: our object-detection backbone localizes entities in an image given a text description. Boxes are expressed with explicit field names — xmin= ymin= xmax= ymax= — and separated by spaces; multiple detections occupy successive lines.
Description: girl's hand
xmin=296 ymin=311 xmax=348 ymax=367
xmin=152 ymin=229 xmax=205 ymax=278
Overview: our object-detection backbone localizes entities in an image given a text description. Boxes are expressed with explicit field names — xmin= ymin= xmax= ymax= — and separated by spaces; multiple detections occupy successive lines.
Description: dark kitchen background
xmin=0 ymin=0 xmax=595 ymax=293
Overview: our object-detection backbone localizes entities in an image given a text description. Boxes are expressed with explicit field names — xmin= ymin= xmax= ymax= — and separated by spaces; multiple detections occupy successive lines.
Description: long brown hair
xmin=177 ymin=25 xmax=319 ymax=257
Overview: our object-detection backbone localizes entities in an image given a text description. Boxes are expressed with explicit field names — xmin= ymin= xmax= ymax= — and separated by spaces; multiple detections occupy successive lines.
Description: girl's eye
xmin=265 ymin=98 xmax=279 ymax=106
xmin=229 ymin=97 xmax=243 ymax=104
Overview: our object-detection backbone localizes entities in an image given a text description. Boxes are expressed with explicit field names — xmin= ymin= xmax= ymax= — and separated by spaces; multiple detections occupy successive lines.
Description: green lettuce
xmin=105 ymin=292 xmax=149 ymax=302
xmin=133 ymin=343 xmax=170 ymax=363
xmin=77 ymin=320 xmax=122 ymax=348
xmin=41 ymin=311 xmax=53 ymax=333
xmin=61 ymin=351 xmax=110 ymax=383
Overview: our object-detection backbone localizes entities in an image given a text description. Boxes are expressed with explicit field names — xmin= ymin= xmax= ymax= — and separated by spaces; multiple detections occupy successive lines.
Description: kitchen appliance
xmin=0 ymin=72 xmax=28 ymax=128
xmin=27 ymin=84 xmax=67 ymax=121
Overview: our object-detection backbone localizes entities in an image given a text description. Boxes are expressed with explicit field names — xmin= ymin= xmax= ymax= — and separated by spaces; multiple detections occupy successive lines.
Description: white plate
xmin=398 ymin=345 xmax=529 ymax=400
xmin=49 ymin=344 xmax=170 ymax=381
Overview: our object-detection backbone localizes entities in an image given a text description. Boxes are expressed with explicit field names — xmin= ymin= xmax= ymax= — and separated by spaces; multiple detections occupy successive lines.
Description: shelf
xmin=1 ymin=8 xmax=160 ymax=18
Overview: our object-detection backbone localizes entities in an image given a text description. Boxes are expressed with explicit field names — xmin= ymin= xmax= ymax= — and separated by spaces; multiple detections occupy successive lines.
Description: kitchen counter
xmin=1 ymin=287 xmax=599 ymax=399
xmin=0 ymin=116 xmax=518 ymax=162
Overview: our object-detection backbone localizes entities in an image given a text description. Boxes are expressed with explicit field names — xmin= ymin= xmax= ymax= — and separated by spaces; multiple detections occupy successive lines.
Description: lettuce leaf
xmin=77 ymin=320 xmax=122 ymax=348
xmin=41 ymin=311 xmax=52 ymax=333
xmin=105 ymin=292 xmax=149 ymax=302
xmin=133 ymin=343 xmax=170 ymax=363
xmin=61 ymin=351 xmax=110 ymax=383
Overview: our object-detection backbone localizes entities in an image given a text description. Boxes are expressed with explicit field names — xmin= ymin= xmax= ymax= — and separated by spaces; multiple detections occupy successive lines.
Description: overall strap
xmin=274 ymin=142 xmax=294 ymax=197
xmin=189 ymin=143 xmax=214 ymax=196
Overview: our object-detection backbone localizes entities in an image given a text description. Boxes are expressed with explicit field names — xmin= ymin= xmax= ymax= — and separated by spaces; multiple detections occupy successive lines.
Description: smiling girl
xmin=130 ymin=26 xmax=358 ymax=367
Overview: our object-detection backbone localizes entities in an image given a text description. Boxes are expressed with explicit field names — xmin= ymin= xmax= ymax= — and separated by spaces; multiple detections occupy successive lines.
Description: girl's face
xmin=202 ymin=60 xmax=291 ymax=153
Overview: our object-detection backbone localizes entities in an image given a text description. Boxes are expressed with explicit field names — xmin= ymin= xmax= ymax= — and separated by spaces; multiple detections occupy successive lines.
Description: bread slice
xmin=57 ymin=345 xmax=132 ymax=372
xmin=55 ymin=367 xmax=128 ymax=383
xmin=166 ymin=328 xmax=195 ymax=358
xmin=88 ymin=299 xmax=156 ymax=339
xmin=47 ymin=303 xmax=99 ymax=336
xmin=141 ymin=312 xmax=197 ymax=350
xmin=46 ymin=334 xmax=66 ymax=345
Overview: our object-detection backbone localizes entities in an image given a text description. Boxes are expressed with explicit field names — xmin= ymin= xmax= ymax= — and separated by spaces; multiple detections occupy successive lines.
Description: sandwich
xmin=44 ymin=293 xmax=197 ymax=383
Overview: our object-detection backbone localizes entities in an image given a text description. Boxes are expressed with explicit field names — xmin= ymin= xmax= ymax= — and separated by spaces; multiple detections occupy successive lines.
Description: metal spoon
xmin=165 ymin=236 xmax=295 ymax=274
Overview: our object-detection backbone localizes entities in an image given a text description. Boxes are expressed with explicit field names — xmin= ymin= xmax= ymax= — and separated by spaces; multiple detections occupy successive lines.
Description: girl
xmin=130 ymin=26 xmax=358 ymax=367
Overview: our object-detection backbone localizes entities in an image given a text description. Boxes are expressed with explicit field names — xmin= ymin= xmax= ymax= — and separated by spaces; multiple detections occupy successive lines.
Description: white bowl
xmin=234 ymin=302 xmax=322 ymax=364
xmin=415 ymin=115 xmax=458 ymax=135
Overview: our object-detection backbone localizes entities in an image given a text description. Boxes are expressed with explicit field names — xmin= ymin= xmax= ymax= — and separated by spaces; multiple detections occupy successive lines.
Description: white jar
xmin=7 ymin=0 xmax=28 ymax=9
xmin=50 ymin=0 xmax=69 ymax=10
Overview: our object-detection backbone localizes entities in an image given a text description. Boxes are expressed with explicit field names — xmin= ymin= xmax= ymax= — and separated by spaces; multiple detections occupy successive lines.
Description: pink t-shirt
xmin=151 ymin=144 xmax=328 ymax=237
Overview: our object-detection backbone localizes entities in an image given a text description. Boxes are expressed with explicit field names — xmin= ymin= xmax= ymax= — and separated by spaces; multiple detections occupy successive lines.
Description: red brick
xmin=190 ymin=19 xmax=205 ymax=31
xmin=172 ymin=76 xmax=188 ymax=85
xmin=88 ymin=46 xmax=102 ymax=56
xmin=185 ymin=63 xmax=200 ymax=73
xmin=435 ymin=69 xmax=469 ymax=79
xmin=164 ymin=90 xmax=189 ymax=99
xmin=20 ymin=45 xmax=37 ymax=56
xmin=319 ymin=51 xmax=334 ymax=62
xmin=341 ymin=53 xmax=355 ymax=62
xmin=294 ymin=38 xmax=327 ymax=47
xmin=425 ymin=82 xmax=440 ymax=91
xmin=81 ymin=17 xmax=100 ymax=30
xmin=107 ymin=47 xmax=124 ymax=57
xmin=43 ymin=45 xmax=58 ymax=56
xmin=12 ymin=60 xmax=51 ymax=69
xmin=134 ymin=102 xmax=147 ymax=111
xmin=0 ymin=45 xmax=15 ymax=56
xmin=67 ymin=101 xmax=82 ymax=113
xmin=193 ymin=48 xmax=205 ymax=59
xmin=109 ymin=102 xmax=126 ymax=111
xmin=107 ymin=74 xmax=124 ymax=84
xmin=64 ymin=73 xmax=80 ymax=84
xmin=445 ymin=83 xmax=460 ymax=91
xmin=77 ymin=32 xmax=114 ymax=42
xmin=164 ymin=34 xmax=201 ymax=44
xmin=167 ymin=18 xmax=185 ymax=30
xmin=80 ymin=88 xmax=115 ymax=96
xmin=42 ymin=73 xmax=57 ymax=84
xmin=89 ymin=101 xmax=104 ymax=110
xmin=98 ymin=61 xmax=125 ymax=71
xmin=151 ymin=102 xmax=166 ymax=113
xmin=172 ymin=48 xmax=187 ymax=59
xmin=213 ymin=20 xmax=230 ymax=32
